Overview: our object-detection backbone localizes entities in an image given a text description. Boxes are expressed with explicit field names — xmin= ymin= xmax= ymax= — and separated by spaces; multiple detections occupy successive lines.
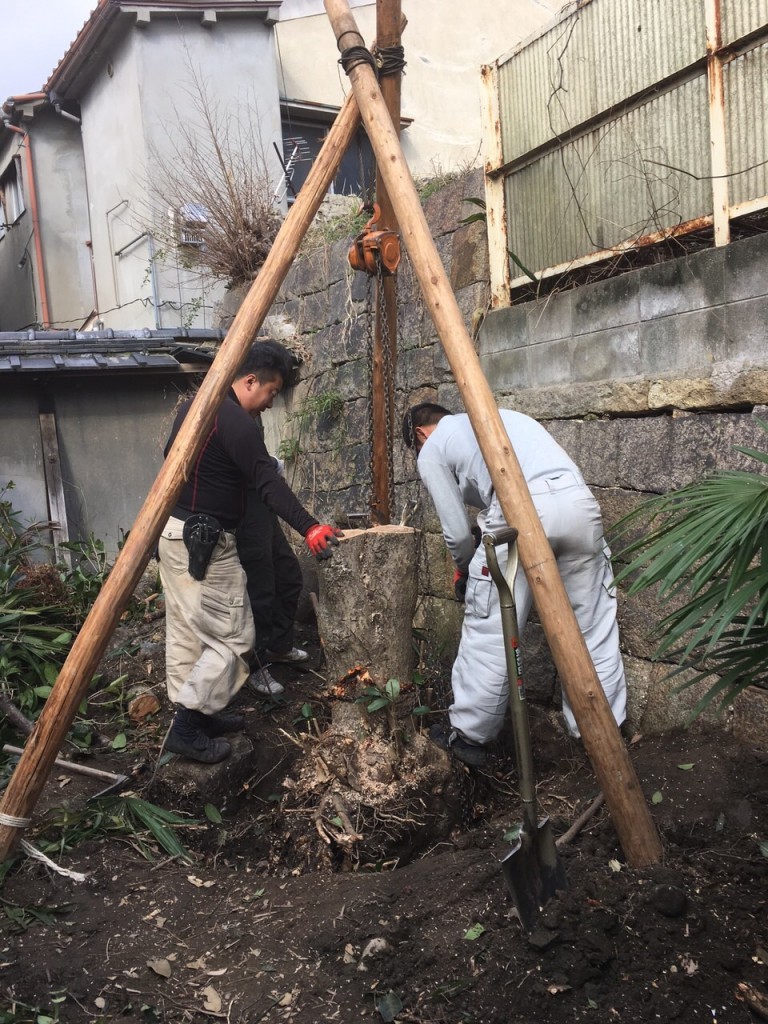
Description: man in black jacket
xmin=236 ymin=475 xmax=307 ymax=699
xmin=159 ymin=342 xmax=341 ymax=763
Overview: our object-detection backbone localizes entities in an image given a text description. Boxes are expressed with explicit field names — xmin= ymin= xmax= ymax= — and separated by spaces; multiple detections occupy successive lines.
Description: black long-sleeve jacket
xmin=165 ymin=391 xmax=318 ymax=535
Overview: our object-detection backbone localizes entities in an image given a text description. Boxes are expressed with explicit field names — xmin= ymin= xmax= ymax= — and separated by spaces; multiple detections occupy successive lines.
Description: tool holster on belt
xmin=182 ymin=513 xmax=222 ymax=581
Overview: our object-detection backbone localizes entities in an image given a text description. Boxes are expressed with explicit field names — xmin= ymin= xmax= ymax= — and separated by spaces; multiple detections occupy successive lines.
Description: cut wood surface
xmin=323 ymin=0 xmax=662 ymax=867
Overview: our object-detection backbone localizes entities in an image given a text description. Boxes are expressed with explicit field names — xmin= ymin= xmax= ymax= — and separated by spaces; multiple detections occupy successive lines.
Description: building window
xmin=279 ymin=107 xmax=376 ymax=204
xmin=0 ymin=157 xmax=26 ymax=237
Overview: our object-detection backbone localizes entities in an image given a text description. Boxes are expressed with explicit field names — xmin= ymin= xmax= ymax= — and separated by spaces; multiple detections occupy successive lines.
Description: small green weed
xmin=277 ymin=436 xmax=303 ymax=462
xmin=299 ymin=390 xmax=344 ymax=421
xmin=0 ymin=897 xmax=74 ymax=934
xmin=417 ymin=167 xmax=463 ymax=201
xmin=277 ymin=388 xmax=346 ymax=472
xmin=0 ymin=993 xmax=69 ymax=1024
xmin=294 ymin=701 xmax=322 ymax=737
xmin=356 ymin=677 xmax=401 ymax=713
xmin=300 ymin=204 xmax=369 ymax=251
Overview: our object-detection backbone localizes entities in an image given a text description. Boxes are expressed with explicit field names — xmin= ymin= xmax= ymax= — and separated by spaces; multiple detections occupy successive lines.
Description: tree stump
xmin=282 ymin=526 xmax=462 ymax=871
xmin=314 ymin=525 xmax=419 ymax=689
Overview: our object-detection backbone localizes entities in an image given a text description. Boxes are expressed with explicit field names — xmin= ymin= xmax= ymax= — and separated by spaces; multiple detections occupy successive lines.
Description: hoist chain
xmin=364 ymin=259 xmax=397 ymax=522
xmin=376 ymin=257 xmax=397 ymax=522
xmin=365 ymin=274 xmax=376 ymax=518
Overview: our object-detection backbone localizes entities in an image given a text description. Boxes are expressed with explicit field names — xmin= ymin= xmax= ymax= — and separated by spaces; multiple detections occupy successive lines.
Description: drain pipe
xmin=147 ymin=233 xmax=162 ymax=329
xmin=4 ymin=123 xmax=51 ymax=327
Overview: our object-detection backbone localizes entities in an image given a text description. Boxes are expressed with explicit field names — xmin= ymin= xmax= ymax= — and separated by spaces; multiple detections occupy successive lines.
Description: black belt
xmin=171 ymin=506 xmax=238 ymax=532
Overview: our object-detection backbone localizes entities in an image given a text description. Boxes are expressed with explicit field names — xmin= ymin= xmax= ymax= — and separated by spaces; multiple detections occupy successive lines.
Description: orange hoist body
xmin=348 ymin=203 xmax=401 ymax=276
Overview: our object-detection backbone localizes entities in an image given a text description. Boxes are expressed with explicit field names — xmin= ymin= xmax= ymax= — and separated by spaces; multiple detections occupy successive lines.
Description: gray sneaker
xmin=265 ymin=646 xmax=309 ymax=664
xmin=248 ymin=666 xmax=285 ymax=698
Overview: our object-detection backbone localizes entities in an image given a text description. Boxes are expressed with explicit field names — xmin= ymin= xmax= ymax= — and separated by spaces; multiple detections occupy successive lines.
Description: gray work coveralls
xmin=417 ymin=411 xmax=627 ymax=743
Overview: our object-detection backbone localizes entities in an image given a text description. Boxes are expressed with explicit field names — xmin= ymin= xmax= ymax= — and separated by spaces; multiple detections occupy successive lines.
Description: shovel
xmin=483 ymin=527 xmax=568 ymax=929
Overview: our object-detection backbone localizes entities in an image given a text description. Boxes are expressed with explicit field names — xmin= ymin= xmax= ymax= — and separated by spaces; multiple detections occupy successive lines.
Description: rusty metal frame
xmin=486 ymin=0 xmax=768 ymax=303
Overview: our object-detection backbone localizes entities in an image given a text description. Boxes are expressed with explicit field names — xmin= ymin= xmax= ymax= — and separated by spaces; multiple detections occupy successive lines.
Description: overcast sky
xmin=1 ymin=0 xmax=97 ymax=102
xmin=0 ymin=0 xmax=377 ymax=102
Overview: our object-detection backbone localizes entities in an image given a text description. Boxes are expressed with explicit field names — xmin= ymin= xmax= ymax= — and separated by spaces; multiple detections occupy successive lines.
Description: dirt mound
xmin=2 ymin=614 xmax=767 ymax=1022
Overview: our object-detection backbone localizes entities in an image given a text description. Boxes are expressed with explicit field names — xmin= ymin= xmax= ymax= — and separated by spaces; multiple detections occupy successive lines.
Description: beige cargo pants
xmin=159 ymin=516 xmax=255 ymax=714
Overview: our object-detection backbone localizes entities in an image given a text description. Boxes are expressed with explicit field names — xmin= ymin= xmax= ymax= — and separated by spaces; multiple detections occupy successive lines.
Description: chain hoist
xmin=347 ymin=203 xmax=401 ymax=277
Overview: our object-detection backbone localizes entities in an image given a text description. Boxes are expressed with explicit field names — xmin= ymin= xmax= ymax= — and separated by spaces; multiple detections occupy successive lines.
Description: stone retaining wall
xmin=217 ymin=169 xmax=768 ymax=745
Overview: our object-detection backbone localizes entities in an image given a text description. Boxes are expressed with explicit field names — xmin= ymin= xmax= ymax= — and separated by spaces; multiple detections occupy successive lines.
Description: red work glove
xmin=305 ymin=524 xmax=344 ymax=561
xmin=453 ymin=568 xmax=468 ymax=603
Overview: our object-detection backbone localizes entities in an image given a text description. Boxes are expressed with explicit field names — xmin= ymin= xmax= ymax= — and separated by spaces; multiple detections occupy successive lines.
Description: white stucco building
xmin=0 ymin=0 xmax=563 ymax=334
xmin=1 ymin=1 xmax=286 ymax=333
xmin=276 ymin=0 xmax=563 ymax=180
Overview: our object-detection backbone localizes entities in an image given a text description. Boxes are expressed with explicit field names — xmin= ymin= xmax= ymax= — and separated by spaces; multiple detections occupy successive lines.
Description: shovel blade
xmin=501 ymin=816 xmax=568 ymax=931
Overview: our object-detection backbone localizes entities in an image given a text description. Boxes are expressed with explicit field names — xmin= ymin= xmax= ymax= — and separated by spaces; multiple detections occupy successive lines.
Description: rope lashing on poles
xmin=373 ymin=44 xmax=406 ymax=76
xmin=0 ymin=813 xmax=31 ymax=828
xmin=339 ymin=44 xmax=405 ymax=80
xmin=339 ymin=45 xmax=378 ymax=75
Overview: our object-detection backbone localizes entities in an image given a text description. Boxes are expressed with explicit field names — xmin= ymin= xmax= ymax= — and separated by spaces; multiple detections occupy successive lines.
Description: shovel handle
xmin=482 ymin=526 xmax=519 ymax=548
xmin=482 ymin=534 xmax=538 ymax=836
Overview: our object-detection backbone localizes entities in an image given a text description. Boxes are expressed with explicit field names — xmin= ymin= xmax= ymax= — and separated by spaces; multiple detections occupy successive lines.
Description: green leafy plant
xmin=356 ymin=677 xmax=400 ymax=713
xmin=37 ymin=795 xmax=198 ymax=863
xmin=409 ymin=668 xmax=432 ymax=719
xmin=1 ymin=897 xmax=74 ymax=934
xmin=300 ymin=390 xmax=344 ymax=421
xmin=277 ymin=436 xmax=303 ymax=462
xmin=59 ymin=533 xmax=113 ymax=627
xmin=0 ymin=993 xmax=68 ymax=1024
xmin=277 ymin=387 xmax=346 ymax=474
xmin=0 ymin=485 xmax=131 ymax=751
xmin=294 ymin=701 xmax=322 ymax=737
xmin=0 ymin=488 xmax=73 ymax=705
xmin=612 ymin=421 xmax=768 ymax=720
xmin=459 ymin=197 xmax=538 ymax=283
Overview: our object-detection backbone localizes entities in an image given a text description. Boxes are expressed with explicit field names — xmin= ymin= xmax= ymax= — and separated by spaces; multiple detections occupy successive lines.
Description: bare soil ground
xmin=1 ymin=608 xmax=767 ymax=1024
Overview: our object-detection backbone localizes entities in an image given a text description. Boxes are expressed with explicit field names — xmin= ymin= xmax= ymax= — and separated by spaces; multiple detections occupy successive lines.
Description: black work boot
xmin=165 ymin=707 xmax=231 ymax=763
xmin=200 ymin=710 xmax=246 ymax=737
xmin=429 ymin=723 xmax=488 ymax=767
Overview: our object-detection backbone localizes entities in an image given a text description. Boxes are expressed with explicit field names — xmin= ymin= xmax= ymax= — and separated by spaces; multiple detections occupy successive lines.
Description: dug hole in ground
xmin=1 ymin=536 xmax=767 ymax=1024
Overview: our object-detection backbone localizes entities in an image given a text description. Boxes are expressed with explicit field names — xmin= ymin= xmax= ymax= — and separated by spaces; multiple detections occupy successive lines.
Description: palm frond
xmin=611 ymin=427 xmax=768 ymax=720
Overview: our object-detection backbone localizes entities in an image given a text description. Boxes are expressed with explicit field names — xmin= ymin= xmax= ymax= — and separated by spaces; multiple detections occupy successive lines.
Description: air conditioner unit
xmin=176 ymin=202 xmax=209 ymax=247
xmin=180 ymin=225 xmax=205 ymax=246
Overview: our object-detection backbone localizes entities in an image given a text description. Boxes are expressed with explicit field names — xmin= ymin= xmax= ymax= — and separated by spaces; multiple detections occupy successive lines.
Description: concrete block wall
xmin=232 ymin=171 xmax=768 ymax=744
xmin=481 ymin=232 xmax=768 ymax=419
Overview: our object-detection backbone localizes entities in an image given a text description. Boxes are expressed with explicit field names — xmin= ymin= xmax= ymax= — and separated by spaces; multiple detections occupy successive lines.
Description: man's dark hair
xmin=237 ymin=340 xmax=294 ymax=384
xmin=401 ymin=402 xmax=452 ymax=449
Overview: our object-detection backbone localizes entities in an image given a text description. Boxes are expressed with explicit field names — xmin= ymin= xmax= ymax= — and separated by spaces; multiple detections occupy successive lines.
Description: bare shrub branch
xmin=144 ymin=60 xmax=282 ymax=287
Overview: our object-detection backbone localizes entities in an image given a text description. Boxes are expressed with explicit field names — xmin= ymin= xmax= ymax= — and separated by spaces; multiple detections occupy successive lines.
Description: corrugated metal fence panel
xmin=722 ymin=0 xmax=768 ymax=44
xmin=499 ymin=0 xmax=704 ymax=165
xmin=505 ymin=77 xmax=711 ymax=270
xmin=725 ymin=42 xmax=768 ymax=206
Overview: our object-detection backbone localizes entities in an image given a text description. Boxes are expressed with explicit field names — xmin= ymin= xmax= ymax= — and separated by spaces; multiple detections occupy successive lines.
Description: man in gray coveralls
xmin=403 ymin=402 xmax=627 ymax=767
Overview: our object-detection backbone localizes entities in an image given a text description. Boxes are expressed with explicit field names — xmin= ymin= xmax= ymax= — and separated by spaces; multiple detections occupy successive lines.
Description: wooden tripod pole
xmin=324 ymin=0 xmax=662 ymax=867
xmin=0 ymin=92 xmax=362 ymax=863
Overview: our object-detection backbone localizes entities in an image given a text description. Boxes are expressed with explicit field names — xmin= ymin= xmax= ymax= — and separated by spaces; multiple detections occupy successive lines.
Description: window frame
xmin=0 ymin=156 xmax=26 ymax=235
